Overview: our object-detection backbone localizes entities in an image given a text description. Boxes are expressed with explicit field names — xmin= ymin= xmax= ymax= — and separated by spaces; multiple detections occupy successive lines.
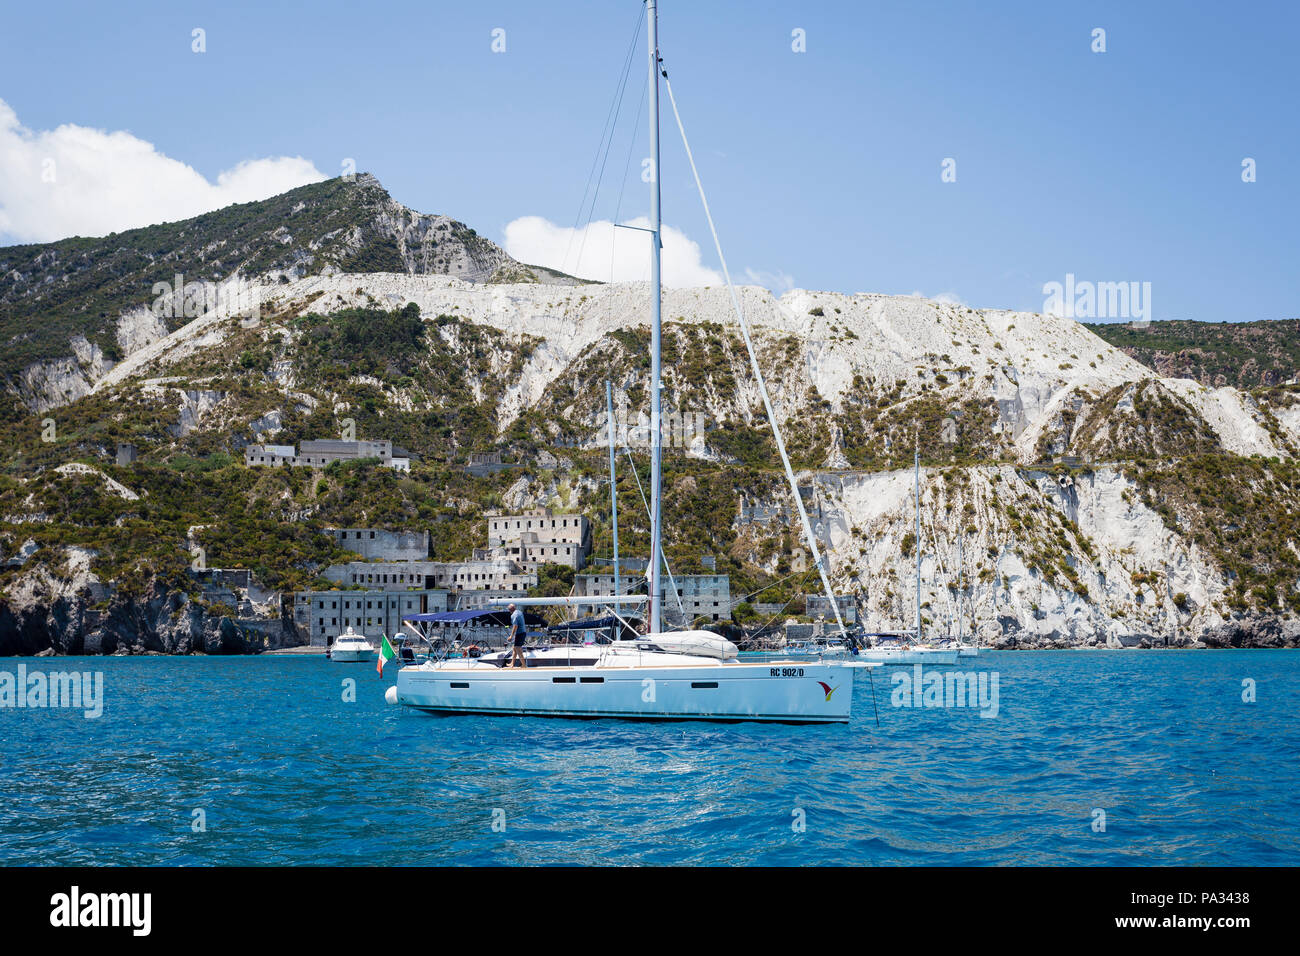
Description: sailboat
xmin=855 ymin=450 xmax=959 ymax=665
xmin=388 ymin=0 xmax=876 ymax=723
xmin=949 ymin=534 xmax=979 ymax=657
xmin=931 ymin=515 xmax=979 ymax=658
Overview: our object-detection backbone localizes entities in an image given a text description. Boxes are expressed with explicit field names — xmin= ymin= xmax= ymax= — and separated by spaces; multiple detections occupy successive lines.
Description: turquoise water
xmin=1 ymin=650 xmax=1296 ymax=865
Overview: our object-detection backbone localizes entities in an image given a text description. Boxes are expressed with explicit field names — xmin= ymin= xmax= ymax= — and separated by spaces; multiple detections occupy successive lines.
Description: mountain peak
xmin=0 ymin=174 xmax=580 ymax=393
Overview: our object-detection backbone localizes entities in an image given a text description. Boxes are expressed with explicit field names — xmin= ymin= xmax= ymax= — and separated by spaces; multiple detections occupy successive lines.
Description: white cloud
xmin=0 ymin=98 xmax=326 ymax=243
xmin=503 ymin=215 xmax=722 ymax=287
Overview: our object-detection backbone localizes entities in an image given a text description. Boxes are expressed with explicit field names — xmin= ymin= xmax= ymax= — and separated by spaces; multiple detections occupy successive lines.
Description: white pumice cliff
xmin=12 ymin=268 xmax=1280 ymax=643
xmin=2 ymin=178 xmax=1294 ymax=650
xmin=65 ymin=270 xmax=1293 ymax=459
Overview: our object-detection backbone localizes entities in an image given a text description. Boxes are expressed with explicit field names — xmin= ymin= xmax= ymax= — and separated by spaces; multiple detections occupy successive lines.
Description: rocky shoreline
xmin=982 ymin=615 xmax=1300 ymax=650
xmin=0 ymin=581 xmax=303 ymax=656
xmin=2 ymin=580 xmax=1298 ymax=656
xmin=741 ymin=615 xmax=1300 ymax=653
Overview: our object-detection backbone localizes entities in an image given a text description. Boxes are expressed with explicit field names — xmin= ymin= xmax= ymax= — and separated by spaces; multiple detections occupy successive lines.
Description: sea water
xmin=1 ymin=650 xmax=1296 ymax=865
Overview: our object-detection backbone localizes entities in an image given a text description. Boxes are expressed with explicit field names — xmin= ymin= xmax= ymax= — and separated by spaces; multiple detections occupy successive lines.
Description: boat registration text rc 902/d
xmin=771 ymin=667 xmax=805 ymax=677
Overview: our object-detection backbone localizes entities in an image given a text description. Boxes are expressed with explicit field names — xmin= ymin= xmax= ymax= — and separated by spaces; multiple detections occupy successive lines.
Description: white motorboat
xmin=330 ymin=626 xmax=375 ymax=663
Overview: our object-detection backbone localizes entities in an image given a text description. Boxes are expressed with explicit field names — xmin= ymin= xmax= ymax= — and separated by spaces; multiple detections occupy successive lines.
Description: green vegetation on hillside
xmin=4 ymin=230 xmax=1300 ymax=628
xmin=0 ymin=174 xmax=523 ymax=422
xmin=1066 ymin=380 xmax=1221 ymax=460
xmin=0 ymin=458 xmax=537 ymax=596
xmin=1088 ymin=319 xmax=1300 ymax=389
xmin=1125 ymin=454 xmax=1300 ymax=613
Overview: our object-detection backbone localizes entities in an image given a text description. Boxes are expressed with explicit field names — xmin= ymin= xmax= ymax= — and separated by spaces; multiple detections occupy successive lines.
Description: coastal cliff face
xmin=1 ymin=175 xmax=1297 ymax=653
xmin=0 ymin=560 xmax=303 ymax=656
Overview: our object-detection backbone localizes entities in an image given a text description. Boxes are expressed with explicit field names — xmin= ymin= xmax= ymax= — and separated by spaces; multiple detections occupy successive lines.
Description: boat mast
xmin=646 ymin=0 xmax=664 ymax=634
xmin=914 ymin=447 xmax=922 ymax=642
xmin=607 ymin=380 xmax=620 ymax=606
xmin=956 ymin=532 xmax=962 ymax=643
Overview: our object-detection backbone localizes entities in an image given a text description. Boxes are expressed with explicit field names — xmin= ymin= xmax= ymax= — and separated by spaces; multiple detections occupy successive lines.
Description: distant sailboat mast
xmin=607 ymin=380 xmax=620 ymax=603
xmin=957 ymin=534 xmax=964 ymax=644
xmin=646 ymin=0 xmax=664 ymax=634
xmin=914 ymin=447 xmax=922 ymax=642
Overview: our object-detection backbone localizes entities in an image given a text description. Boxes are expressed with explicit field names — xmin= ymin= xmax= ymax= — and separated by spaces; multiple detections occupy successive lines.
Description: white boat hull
xmin=330 ymin=626 xmax=375 ymax=662
xmin=857 ymin=647 xmax=960 ymax=666
xmin=784 ymin=645 xmax=851 ymax=658
xmin=395 ymin=655 xmax=854 ymax=723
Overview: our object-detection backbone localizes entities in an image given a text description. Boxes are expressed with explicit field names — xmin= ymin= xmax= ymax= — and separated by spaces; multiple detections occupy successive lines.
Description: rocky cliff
xmin=0 ymin=560 xmax=303 ymax=656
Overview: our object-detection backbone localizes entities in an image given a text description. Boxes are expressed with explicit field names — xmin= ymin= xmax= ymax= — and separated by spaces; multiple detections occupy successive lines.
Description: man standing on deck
xmin=506 ymin=603 xmax=527 ymax=668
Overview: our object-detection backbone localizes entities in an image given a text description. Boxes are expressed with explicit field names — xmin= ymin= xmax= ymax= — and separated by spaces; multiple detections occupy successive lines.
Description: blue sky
xmin=1 ymin=0 xmax=1296 ymax=322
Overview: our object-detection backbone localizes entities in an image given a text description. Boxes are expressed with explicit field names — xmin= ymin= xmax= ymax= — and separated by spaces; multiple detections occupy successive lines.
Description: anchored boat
xmin=391 ymin=0 xmax=877 ymax=723
xmin=329 ymin=626 xmax=375 ymax=663
xmin=393 ymin=639 xmax=857 ymax=723
xmin=851 ymin=449 xmax=963 ymax=667
xmin=784 ymin=638 xmax=853 ymax=659
xmin=855 ymin=632 xmax=960 ymax=666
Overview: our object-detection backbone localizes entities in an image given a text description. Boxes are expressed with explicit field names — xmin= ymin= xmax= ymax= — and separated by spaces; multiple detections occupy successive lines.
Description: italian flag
xmin=377 ymin=634 xmax=398 ymax=676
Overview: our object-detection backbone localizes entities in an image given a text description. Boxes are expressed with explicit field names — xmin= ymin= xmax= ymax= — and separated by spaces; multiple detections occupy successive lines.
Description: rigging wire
xmin=561 ymin=5 xmax=645 ymax=277
xmin=620 ymin=441 xmax=821 ymax=635
xmin=747 ymin=566 xmax=816 ymax=642
xmin=615 ymin=412 xmax=843 ymax=632
xmin=610 ymin=66 xmax=650 ymax=282
xmin=620 ymin=443 xmax=688 ymax=623
xmin=659 ymin=69 xmax=850 ymax=641
xmin=660 ymin=66 xmax=879 ymax=725
xmin=577 ymin=22 xmax=642 ymax=277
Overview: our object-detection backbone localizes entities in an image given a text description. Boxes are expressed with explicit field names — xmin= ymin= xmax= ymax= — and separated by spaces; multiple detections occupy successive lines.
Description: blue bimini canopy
xmin=549 ymin=616 xmax=622 ymax=631
xmin=862 ymin=631 xmax=911 ymax=643
xmin=403 ymin=609 xmax=547 ymax=626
